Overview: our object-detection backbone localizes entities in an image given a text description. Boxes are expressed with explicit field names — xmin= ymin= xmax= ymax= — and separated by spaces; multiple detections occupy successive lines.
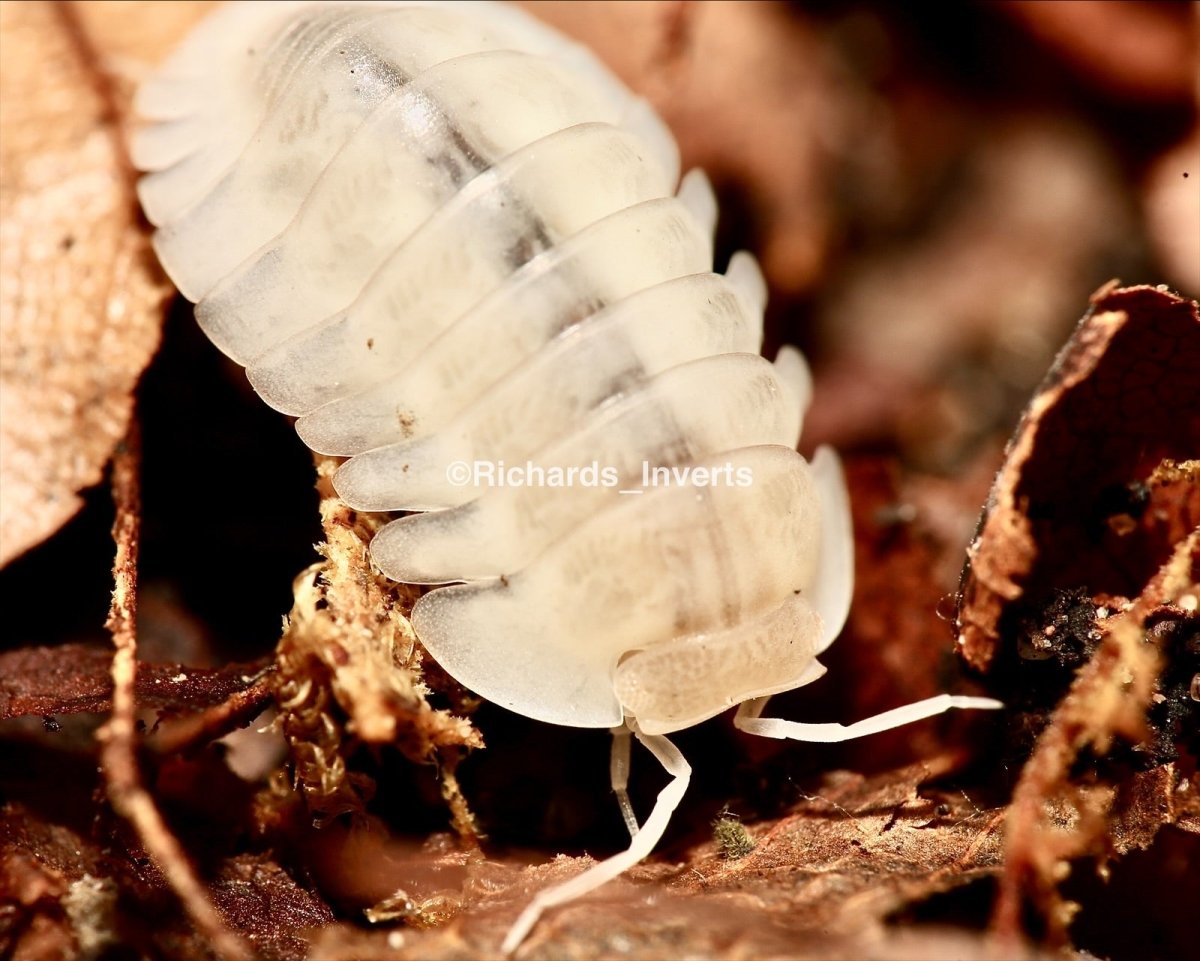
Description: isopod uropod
xmin=131 ymin=1 xmax=1002 ymax=951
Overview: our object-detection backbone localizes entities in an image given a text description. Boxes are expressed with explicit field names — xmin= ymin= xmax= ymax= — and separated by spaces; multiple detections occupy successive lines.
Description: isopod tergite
xmin=131 ymin=1 xmax=1002 ymax=952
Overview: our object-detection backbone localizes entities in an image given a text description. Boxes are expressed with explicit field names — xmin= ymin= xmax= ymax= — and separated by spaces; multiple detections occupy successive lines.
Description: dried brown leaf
xmin=1108 ymin=763 xmax=1200 ymax=854
xmin=957 ymin=284 xmax=1200 ymax=672
xmin=0 ymin=1 xmax=170 ymax=567
xmin=301 ymin=759 xmax=1010 ymax=961
xmin=202 ymin=854 xmax=337 ymax=961
xmin=0 ymin=802 xmax=108 ymax=961
xmin=0 ymin=643 xmax=271 ymax=721
xmin=942 ymin=284 xmax=1199 ymax=948
xmin=0 ymin=800 xmax=335 ymax=961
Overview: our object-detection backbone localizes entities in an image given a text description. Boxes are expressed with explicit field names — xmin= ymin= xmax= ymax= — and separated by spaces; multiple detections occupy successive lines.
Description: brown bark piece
xmin=957 ymin=285 xmax=1200 ymax=672
xmin=0 ymin=2 xmax=170 ymax=567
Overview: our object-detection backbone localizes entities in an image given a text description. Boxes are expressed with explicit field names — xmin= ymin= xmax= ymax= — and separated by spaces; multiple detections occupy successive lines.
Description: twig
xmin=95 ymin=419 xmax=252 ymax=961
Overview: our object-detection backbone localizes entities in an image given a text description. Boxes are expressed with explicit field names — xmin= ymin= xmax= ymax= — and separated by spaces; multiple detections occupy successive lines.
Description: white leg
xmin=501 ymin=730 xmax=691 ymax=956
xmin=735 ymin=692 xmax=1003 ymax=743
xmin=609 ymin=725 xmax=639 ymax=838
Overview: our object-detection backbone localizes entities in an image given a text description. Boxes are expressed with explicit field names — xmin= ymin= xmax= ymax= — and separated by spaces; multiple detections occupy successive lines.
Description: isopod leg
xmin=500 ymin=729 xmax=691 ymax=956
xmin=609 ymin=725 xmax=639 ymax=838
xmin=734 ymin=692 xmax=1004 ymax=743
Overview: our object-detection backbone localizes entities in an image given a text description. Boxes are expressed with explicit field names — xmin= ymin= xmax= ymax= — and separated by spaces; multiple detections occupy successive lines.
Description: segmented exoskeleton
xmin=132 ymin=3 xmax=1000 ymax=951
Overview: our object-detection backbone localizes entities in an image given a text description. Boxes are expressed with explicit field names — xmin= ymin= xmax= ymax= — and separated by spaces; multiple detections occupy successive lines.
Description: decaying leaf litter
xmin=1 ymin=2 xmax=1197 ymax=960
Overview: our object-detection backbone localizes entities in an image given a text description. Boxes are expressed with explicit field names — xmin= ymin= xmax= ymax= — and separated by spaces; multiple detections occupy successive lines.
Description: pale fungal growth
xmin=131 ymin=1 xmax=1002 ymax=953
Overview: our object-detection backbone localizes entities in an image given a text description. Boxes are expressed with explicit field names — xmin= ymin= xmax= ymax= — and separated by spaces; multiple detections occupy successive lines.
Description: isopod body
xmin=133 ymin=1 xmax=1000 ymax=951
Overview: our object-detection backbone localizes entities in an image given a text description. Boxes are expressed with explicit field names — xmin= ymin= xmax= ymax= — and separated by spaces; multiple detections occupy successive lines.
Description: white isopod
xmin=132 ymin=1 xmax=1002 ymax=952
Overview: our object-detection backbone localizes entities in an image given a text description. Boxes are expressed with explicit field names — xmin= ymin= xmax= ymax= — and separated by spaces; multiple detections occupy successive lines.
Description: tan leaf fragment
xmin=0 ymin=1 xmax=171 ymax=567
